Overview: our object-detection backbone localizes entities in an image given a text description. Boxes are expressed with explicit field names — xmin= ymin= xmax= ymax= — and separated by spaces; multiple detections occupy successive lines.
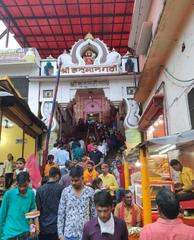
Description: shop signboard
xmin=40 ymin=60 xmax=119 ymax=76
xmin=0 ymin=48 xmax=40 ymax=65
xmin=70 ymin=80 xmax=109 ymax=89
xmin=16 ymin=139 xmax=27 ymax=144
xmin=61 ymin=64 xmax=120 ymax=76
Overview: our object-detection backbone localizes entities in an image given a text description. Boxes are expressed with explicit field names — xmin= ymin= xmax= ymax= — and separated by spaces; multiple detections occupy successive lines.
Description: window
xmin=43 ymin=90 xmax=53 ymax=98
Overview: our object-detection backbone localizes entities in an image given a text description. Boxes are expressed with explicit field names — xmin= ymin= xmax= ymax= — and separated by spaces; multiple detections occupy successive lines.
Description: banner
xmin=125 ymin=128 xmax=141 ymax=153
xmin=0 ymin=48 xmax=39 ymax=65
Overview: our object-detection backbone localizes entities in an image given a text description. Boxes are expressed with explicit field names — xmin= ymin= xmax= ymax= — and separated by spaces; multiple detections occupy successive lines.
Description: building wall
xmin=29 ymin=77 xmax=137 ymax=116
xmin=147 ymin=0 xmax=164 ymax=37
xmin=23 ymin=133 xmax=36 ymax=160
xmin=0 ymin=121 xmax=23 ymax=161
xmin=11 ymin=77 xmax=29 ymax=101
xmin=0 ymin=117 xmax=36 ymax=161
xmin=0 ymin=65 xmax=39 ymax=77
xmin=142 ymin=9 xmax=194 ymax=134
xmin=28 ymin=81 xmax=40 ymax=116
xmin=138 ymin=0 xmax=165 ymax=72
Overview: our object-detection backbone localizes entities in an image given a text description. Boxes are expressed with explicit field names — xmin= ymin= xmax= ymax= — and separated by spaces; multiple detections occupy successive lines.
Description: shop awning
xmin=146 ymin=130 xmax=194 ymax=155
xmin=0 ymin=91 xmax=14 ymax=107
xmin=148 ymin=130 xmax=194 ymax=146
xmin=0 ymin=90 xmax=46 ymax=137
xmin=139 ymin=95 xmax=163 ymax=131
xmin=0 ymin=76 xmax=46 ymax=138
xmin=127 ymin=129 xmax=194 ymax=161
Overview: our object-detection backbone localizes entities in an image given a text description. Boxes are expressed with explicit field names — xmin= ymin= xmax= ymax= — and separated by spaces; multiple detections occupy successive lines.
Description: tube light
xmin=159 ymin=145 xmax=176 ymax=155
xmin=135 ymin=161 xmax=141 ymax=167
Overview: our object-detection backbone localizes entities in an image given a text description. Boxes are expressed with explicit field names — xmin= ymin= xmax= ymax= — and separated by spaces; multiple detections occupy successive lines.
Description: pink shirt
xmin=87 ymin=144 xmax=93 ymax=153
xmin=140 ymin=217 xmax=194 ymax=240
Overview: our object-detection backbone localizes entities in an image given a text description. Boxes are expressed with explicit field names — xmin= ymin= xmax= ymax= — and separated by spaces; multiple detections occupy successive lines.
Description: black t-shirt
xmin=90 ymin=150 xmax=103 ymax=165
xmin=36 ymin=182 xmax=64 ymax=234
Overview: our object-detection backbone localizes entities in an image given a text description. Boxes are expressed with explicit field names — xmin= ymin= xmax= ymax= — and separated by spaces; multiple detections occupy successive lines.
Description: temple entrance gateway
xmin=86 ymin=113 xmax=100 ymax=122
xmin=27 ymin=34 xmax=139 ymax=145
xmin=74 ymin=89 xmax=111 ymax=124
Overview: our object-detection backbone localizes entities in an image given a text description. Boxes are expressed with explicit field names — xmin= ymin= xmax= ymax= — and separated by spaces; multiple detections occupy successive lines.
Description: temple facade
xmin=27 ymin=34 xmax=139 ymax=142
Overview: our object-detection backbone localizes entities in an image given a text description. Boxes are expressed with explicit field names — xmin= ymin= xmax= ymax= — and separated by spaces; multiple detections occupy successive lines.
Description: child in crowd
xmin=3 ymin=153 xmax=14 ymax=189
xmin=92 ymin=177 xmax=103 ymax=194
xmin=15 ymin=157 xmax=28 ymax=176
xmin=44 ymin=154 xmax=59 ymax=177
xmin=77 ymin=156 xmax=90 ymax=170
xmin=12 ymin=157 xmax=28 ymax=188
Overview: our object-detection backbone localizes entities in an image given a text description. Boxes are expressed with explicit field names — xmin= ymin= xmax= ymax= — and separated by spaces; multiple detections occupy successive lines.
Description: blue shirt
xmin=0 ymin=187 xmax=35 ymax=240
xmin=36 ymin=181 xmax=64 ymax=234
xmin=56 ymin=149 xmax=70 ymax=166
xmin=72 ymin=147 xmax=84 ymax=161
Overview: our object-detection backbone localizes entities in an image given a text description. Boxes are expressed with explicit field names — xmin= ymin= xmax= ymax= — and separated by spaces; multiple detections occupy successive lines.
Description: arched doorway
xmin=73 ymin=89 xmax=111 ymax=124
xmin=84 ymin=100 xmax=101 ymax=122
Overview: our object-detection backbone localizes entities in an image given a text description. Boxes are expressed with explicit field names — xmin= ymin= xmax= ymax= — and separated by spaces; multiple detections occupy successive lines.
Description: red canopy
xmin=0 ymin=0 xmax=134 ymax=58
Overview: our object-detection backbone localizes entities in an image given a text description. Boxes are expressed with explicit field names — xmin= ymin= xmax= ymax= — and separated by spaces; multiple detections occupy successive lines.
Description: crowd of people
xmin=1 ymin=122 xmax=194 ymax=239
xmin=1 ymin=164 xmax=194 ymax=240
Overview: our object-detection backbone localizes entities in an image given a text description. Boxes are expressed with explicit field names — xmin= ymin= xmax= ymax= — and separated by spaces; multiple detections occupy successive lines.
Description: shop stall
xmin=128 ymin=130 xmax=194 ymax=226
xmin=0 ymin=77 xmax=46 ymax=200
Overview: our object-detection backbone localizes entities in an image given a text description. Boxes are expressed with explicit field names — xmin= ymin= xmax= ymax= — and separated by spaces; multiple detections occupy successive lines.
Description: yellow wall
xmin=24 ymin=133 xmax=36 ymax=159
xmin=0 ymin=117 xmax=36 ymax=162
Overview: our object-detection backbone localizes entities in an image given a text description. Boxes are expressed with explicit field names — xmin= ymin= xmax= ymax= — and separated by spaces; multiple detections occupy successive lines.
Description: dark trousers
xmin=8 ymin=232 xmax=30 ymax=240
xmin=5 ymin=173 xmax=13 ymax=189
xmin=176 ymin=191 xmax=194 ymax=201
xmin=39 ymin=233 xmax=59 ymax=240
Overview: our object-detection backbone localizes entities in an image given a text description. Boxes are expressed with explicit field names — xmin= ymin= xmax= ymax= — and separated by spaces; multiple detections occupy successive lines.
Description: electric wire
xmin=164 ymin=68 xmax=194 ymax=82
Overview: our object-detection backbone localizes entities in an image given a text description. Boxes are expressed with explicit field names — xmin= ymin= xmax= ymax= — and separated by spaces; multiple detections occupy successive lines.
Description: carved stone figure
xmin=105 ymin=48 xmax=121 ymax=65
xmin=124 ymin=99 xmax=140 ymax=129
xmin=41 ymin=101 xmax=57 ymax=131
xmin=57 ymin=49 xmax=73 ymax=67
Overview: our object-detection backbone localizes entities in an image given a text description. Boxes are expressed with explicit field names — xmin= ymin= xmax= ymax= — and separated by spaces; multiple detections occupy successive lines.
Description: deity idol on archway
xmin=83 ymin=49 xmax=96 ymax=65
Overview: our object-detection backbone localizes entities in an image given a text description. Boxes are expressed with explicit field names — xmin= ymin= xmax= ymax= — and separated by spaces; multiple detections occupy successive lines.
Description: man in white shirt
xmin=55 ymin=145 xmax=70 ymax=176
xmin=79 ymin=138 xmax=86 ymax=152
xmin=49 ymin=143 xmax=58 ymax=163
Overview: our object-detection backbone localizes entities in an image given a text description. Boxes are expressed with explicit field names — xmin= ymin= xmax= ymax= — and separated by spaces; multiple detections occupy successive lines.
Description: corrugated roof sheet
xmin=0 ymin=0 xmax=134 ymax=58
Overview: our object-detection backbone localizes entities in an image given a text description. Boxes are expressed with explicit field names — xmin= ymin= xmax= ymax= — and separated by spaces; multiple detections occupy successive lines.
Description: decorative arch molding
xmin=70 ymin=37 xmax=109 ymax=66
xmin=57 ymin=33 xmax=122 ymax=71
xmin=84 ymin=100 xmax=101 ymax=113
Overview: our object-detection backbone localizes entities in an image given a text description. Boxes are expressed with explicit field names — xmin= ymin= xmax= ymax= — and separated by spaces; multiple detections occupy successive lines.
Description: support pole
xmin=22 ymin=129 xmax=25 ymax=158
xmin=5 ymin=18 xmax=10 ymax=48
xmin=0 ymin=29 xmax=7 ymax=40
xmin=43 ymin=66 xmax=61 ymax=169
xmin=140 ymin=146 xmax=152 ymax=225
xmin=124 ymin=160 xmax=130 ymax=189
